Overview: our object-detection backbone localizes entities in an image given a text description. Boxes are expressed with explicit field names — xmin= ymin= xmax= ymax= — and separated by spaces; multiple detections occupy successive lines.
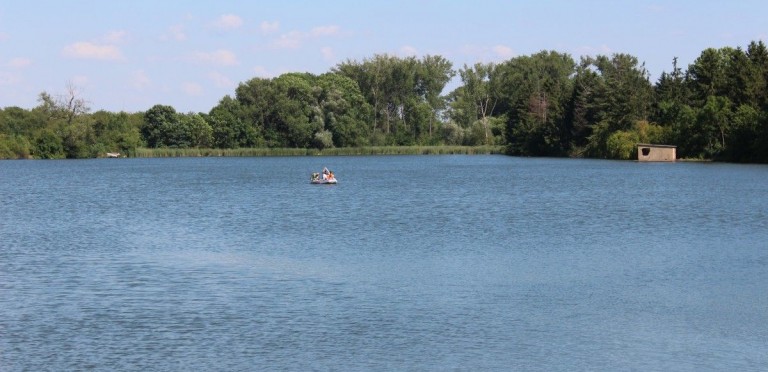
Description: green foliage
xmin=0 ymin=134 xmax=32 ymax=159
xmin=496 ymin=51 xmax=575 ymax=155
xmin=207 ymin=95 xmax=260 ymax=148
xmin=334 ymin=54 xmax=455 ymax=141
xmin=605 ymin=130 xmax=639 ymax=160
xmin=3 ymin=41 xmax=768 ymax=163
xmin=33 ymin=130 xmax=65 ymax=159
xmin=724 ymin=104 xmax=763 ymax=162
xmin=142 ymin=105 xmax=177 ymax=147
xmin=141 ymin=105 xmax=212 ymax=148
xmin=441 ymin=122 xmax=464 ymax=145
xmin=314 ymin=73 xmax=371 ymax=146
xmin=313 ymin=130 xmax=334 ymax=149
xmin=697 ymin=95 xmax=733 ymax=158
xmin=133 ymin=145 xmax=504 ymax=157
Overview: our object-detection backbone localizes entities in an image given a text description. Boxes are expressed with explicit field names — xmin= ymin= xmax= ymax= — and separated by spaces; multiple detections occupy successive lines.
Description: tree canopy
xmin=2 ymin=41 xmax=768 ymax=163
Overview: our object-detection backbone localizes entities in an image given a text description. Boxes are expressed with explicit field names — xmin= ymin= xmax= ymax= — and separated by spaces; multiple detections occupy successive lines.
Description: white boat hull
xmin=310 ymin=172 xmax=337 ymax=184
xmin=310 ymin=179 xmax=337 ymax=184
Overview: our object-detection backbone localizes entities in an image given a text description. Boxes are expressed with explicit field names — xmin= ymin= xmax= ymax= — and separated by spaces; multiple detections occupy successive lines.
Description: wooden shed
xmin=637 ymin=143 xmax=676 ymax=162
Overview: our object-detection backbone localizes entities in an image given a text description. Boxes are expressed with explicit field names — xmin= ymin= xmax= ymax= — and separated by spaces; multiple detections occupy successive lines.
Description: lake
xmin=1 ymin=155 xmax=766 ymax=371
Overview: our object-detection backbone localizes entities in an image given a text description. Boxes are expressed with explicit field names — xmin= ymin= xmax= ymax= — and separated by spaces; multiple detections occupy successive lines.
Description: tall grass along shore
xmin=131 ymin=146 xmax=504 ymax=158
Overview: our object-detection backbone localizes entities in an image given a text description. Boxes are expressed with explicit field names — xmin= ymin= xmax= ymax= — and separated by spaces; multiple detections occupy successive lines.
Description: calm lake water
xmin=1 ymin=155 xmax=766 ymax=371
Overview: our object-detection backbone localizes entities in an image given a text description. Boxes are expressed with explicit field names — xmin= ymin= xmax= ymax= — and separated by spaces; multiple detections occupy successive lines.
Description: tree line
xmin=2 ymin=40 xmax=767 ymax=162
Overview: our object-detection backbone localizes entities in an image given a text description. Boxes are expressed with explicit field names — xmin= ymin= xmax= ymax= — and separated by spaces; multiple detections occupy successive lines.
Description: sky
xmin=1 ymin=0 xmax=766 ymax=113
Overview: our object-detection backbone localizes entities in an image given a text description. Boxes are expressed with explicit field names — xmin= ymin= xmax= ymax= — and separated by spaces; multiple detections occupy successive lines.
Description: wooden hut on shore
xmin=637 ymin=144 xmax=676 ymax=162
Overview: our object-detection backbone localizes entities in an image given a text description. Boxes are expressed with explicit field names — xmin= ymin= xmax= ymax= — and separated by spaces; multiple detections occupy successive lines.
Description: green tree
xmin=414 ymin=55 xmax=455 ymax=138
xmin=90 ymin=110 xmax=142 ymax=156
xmin=235 ymin=77 xmax=274 ymax=144
xmin=315 ymin=72 xmax=372 ymax=147
xmin=33 ymin=129 xmax=65 ymax=159
xmin=207 ymin=95 xmax=259 ymax=148
xmin=494 ymin=51 xmax=575 ymax=155
xmin=335 ymin=54 xmax=455 ymax=145
xmin=579 ymin=53 xmax=653 ymax=157
xmin=271 ymin=73 xmax=322 ymax=148
xmin=724 ymin=104 xmax=762 ymax=162
xmin=449 ymin=63 xmax=498 ymax=144
xmin=746 ymin=40 xmax=768 ymax=111
xmin=697 ymin=95 xmax=733 ymax=158
xmin=141 ymin=104 xmax=177 ymax=147
xmin=178 ymin=113 xmax=213 ymax=148
xmin=0 ymin=134 xmax=32 ymax=159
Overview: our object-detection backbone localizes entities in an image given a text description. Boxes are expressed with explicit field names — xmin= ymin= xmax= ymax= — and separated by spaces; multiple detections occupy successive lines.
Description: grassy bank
xmin=132 ymin=145 xmax=505 ymax=158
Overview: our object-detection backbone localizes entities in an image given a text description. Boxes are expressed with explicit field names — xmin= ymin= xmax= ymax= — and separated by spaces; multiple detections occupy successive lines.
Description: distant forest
xmin=2 ymin=40 xmax=768 ymax=162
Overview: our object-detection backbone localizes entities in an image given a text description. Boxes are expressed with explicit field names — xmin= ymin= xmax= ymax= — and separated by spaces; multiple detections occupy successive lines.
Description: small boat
xmin=311 ymin=169 xmax=337 ymax=184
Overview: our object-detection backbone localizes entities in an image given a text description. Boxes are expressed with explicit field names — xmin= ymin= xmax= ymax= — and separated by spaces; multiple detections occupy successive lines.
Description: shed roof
xmin=637 ymin=143 xmax=677 ymax=148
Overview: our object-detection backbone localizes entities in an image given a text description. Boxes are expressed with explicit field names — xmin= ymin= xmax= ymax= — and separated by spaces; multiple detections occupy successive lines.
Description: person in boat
xmin=322 ymin=167 xmax=330 ymax=180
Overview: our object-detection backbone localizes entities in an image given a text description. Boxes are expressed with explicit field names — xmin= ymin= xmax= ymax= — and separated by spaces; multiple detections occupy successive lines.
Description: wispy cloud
xmin=192 ymin=49 xmax=239 ymax=66
xmin=321 ymin=47 xmax=335 ymax=62
xmin=132 ymin=70 xmax=151 ymax=90
xmin=163 ymin=24 xmax=186 ymax=41
xmin=274 ymin=31 xmax=303 ymax=49
xmin=62 ymin=42 xmax=123 ymax=60
xmin=271 ymin=25 xmax=341 ymax=49
xmin=103 ymin=30 xmax=128 ymax=43
xmin=208 ymin=71 xmax=233 ymax=88
xmin=459 ymin=44 xmax=517 ymax=63
xmin=399 ymin=45 xmax=418 ymax=57
xmin=492 ymin=45 xmax=515 ymax=59
xmin=211 ymin=14 xmax=243 ymax=30
xmin=7 ymin=57 xmax=32 ymax=68
xmin=260 ymin=21 xmax=279 ymax=34
xmin=252 ymin=66 xmax=271 ymax=78
xmin=309 ymin=25 xmax=340 ymax=37
xmin=0 ymin=71 xmax=21 ymax=86
xmin=182 ymin=82 xmax=203 ymax=96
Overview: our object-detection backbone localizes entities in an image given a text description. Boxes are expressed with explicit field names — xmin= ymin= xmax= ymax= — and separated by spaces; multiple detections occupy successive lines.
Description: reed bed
xmin=132 ymin=145 xmax=505 ymax=158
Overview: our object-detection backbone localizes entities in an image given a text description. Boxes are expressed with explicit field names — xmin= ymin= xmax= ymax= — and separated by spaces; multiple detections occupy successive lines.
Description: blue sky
xmin=1 ymin=0 xmax=766 ymax=113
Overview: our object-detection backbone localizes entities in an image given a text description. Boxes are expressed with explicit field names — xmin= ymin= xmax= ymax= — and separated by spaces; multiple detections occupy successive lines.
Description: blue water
xmin=1 ymin=156 xmax=766 ymax=371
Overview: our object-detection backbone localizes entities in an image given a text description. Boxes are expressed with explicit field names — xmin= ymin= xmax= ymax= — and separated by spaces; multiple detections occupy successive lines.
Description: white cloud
xmin=63 ymin=42 xmax=123 ymax=60
xmin=321 ymin=47 xmax=335 ymax=62
xmin=399 ymin=45 xmax=418 ymax=56
xmin=193 ymin=49 xmax=239 ymax=66
xmin=310 ymin=25 xmax=340 ymax=37
xmin=274 ymin=31 xmax=303 ymax=49
xmin=212 ymin=14 xmax=243 ymax=30
xmin=132 ymin=70 xmax=151 ymax=90
xmin=103 ymin=30 xmax=128 ymax=43
xmin=573 ymin=44 xmax=613 ymax=57
xmin=163 ymin=24 xmax=186 ymax=41
xmin=252 ymin=66 xmax=271 ymax=78
xmin=271 ymin=25 xmax=341 ymax=49
xmin=260 ymin=21 xmax=279 ymax=34
xmin=7 ymin=57 xmax=32 ymax=68
xmin=182 ymin=82 xmax=203 ymax=96
xmin=492 ymin=45 xmax=515 ymax=59
xmin=208 ymin=71 xmax=233 ymax=88
xmin=0 ymin=71 xmax=21 ymax=86
xmin=459 ymin=44 xmax=518 ymax=63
